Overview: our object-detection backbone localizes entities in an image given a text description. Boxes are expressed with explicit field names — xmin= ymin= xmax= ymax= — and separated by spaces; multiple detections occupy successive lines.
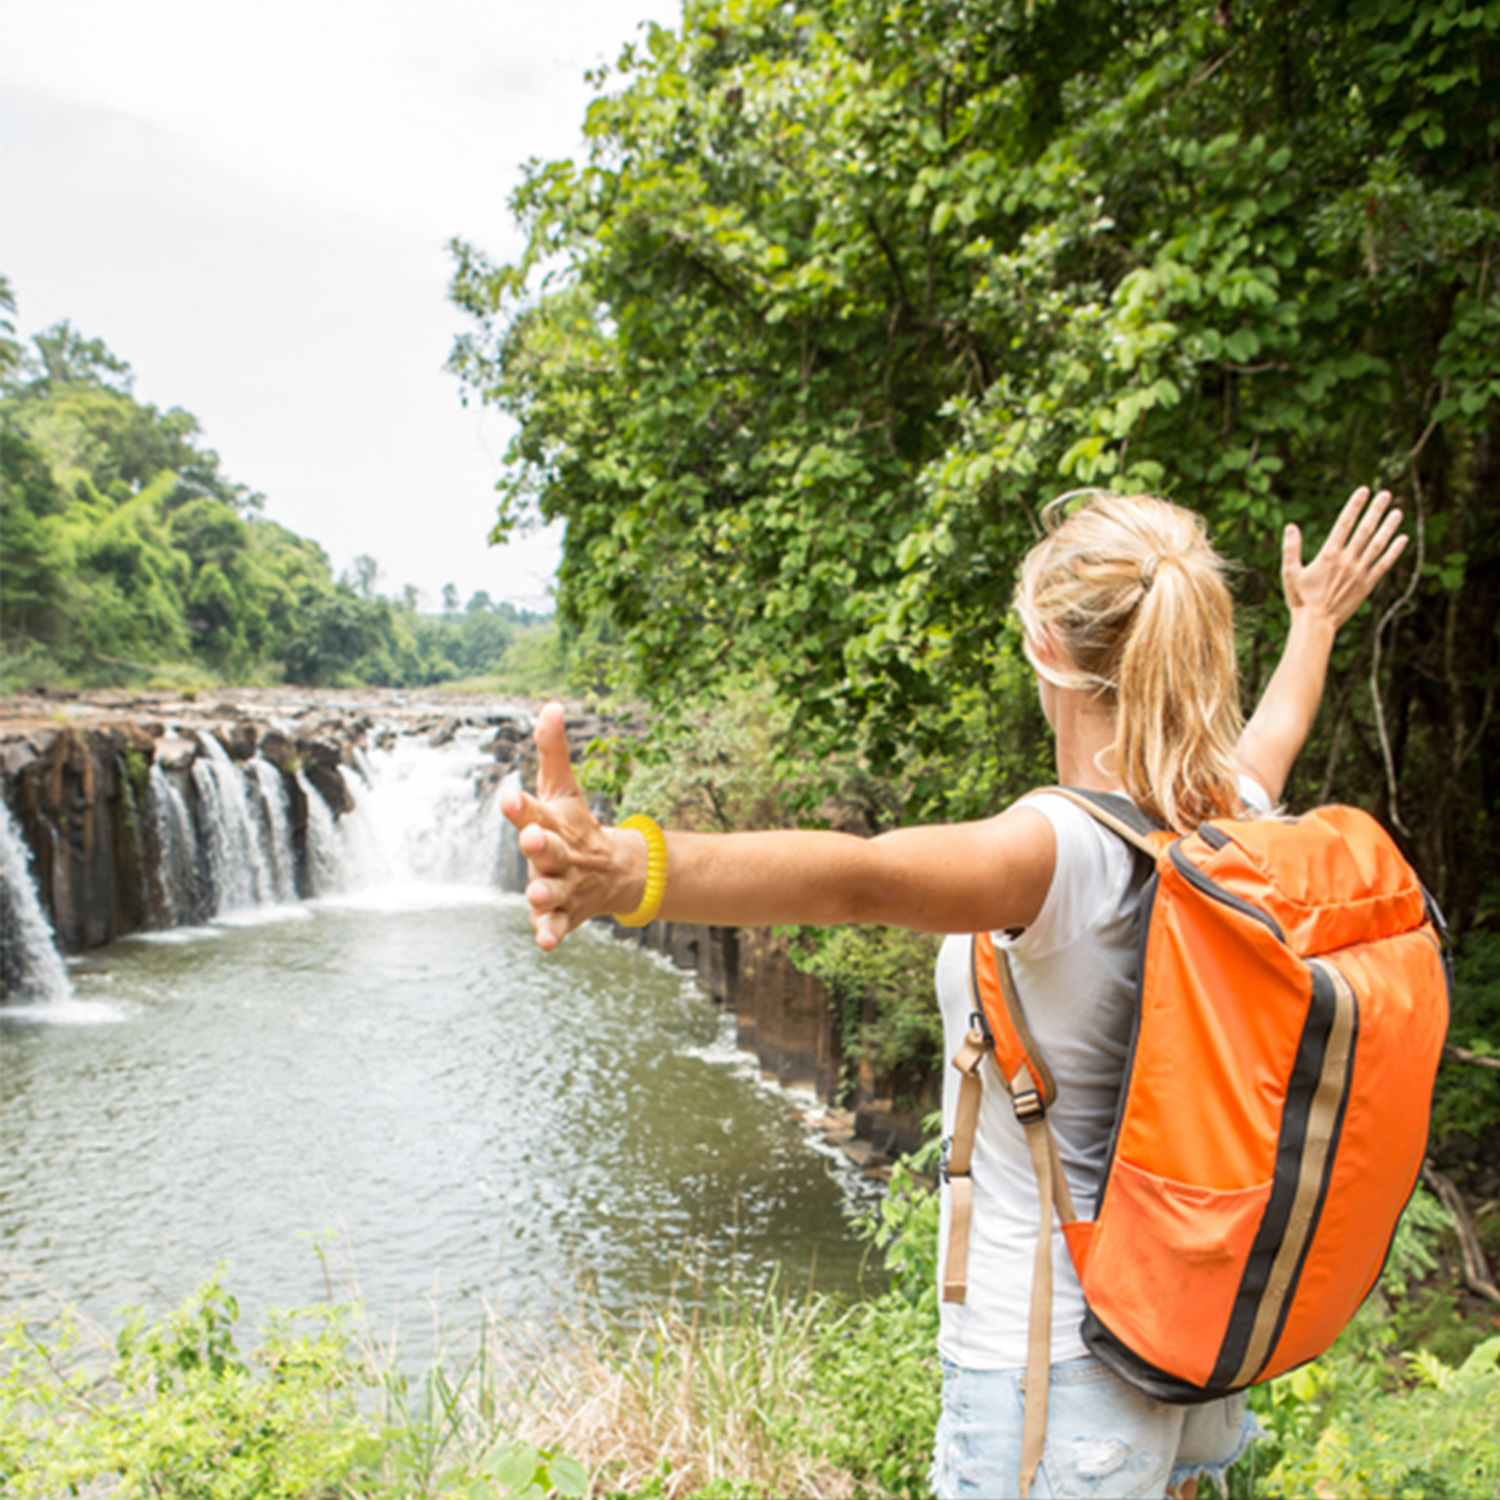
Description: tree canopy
xmin=0 ymin=307 xmax=554 ymax=691
xmin=450 ymin=0 xmax=1500 ymax=928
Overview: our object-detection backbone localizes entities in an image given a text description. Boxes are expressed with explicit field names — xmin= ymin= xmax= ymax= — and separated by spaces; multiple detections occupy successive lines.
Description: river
xmin=0 ymin=719 xmax=879 ymax=1352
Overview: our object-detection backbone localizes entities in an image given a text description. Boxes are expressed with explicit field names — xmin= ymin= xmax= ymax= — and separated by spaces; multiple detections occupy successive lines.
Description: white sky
xmin=0 ymin=0 xmax=681 ymax=613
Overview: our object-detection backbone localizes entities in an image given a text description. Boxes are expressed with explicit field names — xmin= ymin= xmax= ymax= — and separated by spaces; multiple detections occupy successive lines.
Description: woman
xmin=501 ymin=486 xmax=1407 ymax=1498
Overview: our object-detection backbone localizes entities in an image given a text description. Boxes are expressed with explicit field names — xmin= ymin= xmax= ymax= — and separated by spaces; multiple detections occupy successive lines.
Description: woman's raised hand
xmin=1282 ymin=486 xmax=1408 ymax=631
xmin=499 ymin=702 xmax=644 ymax=951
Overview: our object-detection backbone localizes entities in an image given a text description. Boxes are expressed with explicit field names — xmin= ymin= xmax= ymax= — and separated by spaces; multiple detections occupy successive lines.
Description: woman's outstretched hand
xmin=1282 ymin=486 xmax=1408 ymax=630
xmin=1240 ymin=484 xmax=1410 ymax=803
xmin=499 ymin=702 xmax=644 ymax=951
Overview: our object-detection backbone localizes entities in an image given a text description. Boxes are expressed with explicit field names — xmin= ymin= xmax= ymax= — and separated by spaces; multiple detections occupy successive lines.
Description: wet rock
xmin=258 ymin=729 xmax=296 ymax=771
xmin=225 ymin=721 xmax=259 ymax=761
xmin=156 ymin=737 xmax=197 ymax=772
xmin=429 ymin=716 xmax=460 ymax=748
xmin=5 ymin=727 xmax=152 ymax=951
xmin=0 ymin=736 xmax=45 ymax=780
xmin=304 ymin=762 xmax=353 ymax=817
xmin=478 ymin=763 xmax=513 ymax=800
xmin=300 ymin=737 xmax=343 ymax=769
xmin=484 ymin=721 xmax=525 ymax=757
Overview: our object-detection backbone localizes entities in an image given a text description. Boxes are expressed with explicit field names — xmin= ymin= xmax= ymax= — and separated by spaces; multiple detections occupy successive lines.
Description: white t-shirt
xmin=935 ymin=781 xmax=1270 ymax=1371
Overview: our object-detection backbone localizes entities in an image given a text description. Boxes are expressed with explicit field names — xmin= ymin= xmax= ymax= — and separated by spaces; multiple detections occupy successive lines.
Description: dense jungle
xmin=4 ymin=0 xmax=1499 ymax=1493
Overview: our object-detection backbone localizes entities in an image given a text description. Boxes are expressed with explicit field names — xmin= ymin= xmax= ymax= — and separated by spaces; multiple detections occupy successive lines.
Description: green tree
xmin=451 ymin=0 xmax=1500 ymax=925
xmin=0 ymin=308 xmax=426 ymax=688
xmin=0 ymin=277 xmax=24 ymax=383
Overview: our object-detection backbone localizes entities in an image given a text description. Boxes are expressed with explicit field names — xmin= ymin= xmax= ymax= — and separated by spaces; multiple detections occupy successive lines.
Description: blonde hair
xmin=1013 ymin=492 xmax=1244 ymax=833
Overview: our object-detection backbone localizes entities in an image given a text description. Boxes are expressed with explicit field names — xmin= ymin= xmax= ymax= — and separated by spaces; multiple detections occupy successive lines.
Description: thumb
xmin=534 ymin=701 xmax=583 ymax=803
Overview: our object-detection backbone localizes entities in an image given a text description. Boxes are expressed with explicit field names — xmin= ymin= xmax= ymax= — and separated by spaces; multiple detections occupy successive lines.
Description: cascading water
xmin=297 ymin=769 xmax=346 ymax=895
xmin=246 ymin=757 xmax=297 ymax=904
xmin=334 ymin=725 xmax=517 ymax=896
xmin=2 ymin=712 xmax=528 ymax=988
xmin=145 ymin=762 xmax=205 ymax=927
xmin=190 ymin=734 xmax=282 ymax=914
xmin=0 ymin=799 xmax=73 ymax=1003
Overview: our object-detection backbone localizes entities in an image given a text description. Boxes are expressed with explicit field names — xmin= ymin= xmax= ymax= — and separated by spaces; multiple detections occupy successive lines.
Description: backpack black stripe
xmin=1208 ymin=961 xmax=1358 ymax=1388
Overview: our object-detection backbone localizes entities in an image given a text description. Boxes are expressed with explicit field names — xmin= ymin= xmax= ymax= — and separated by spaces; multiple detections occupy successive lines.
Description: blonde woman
xmin=502 ymin=487 xmax=1406 ymax=1499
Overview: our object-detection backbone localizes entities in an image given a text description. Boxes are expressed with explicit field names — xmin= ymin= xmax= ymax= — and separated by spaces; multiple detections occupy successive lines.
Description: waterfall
xmin=145 ymin=764 xmax=206 ymax=927
xmin=246 ymin=757 xmax=297 ymax=904
xmin=0 ymin=799 xmax=73 ymax=1004
xmin=187 ymin=735 xmax=292 ymax=912
xmin=297 ymin=770 xmax=345 ymax=895
xmin=1 ymin=714 xmax=527 ymax=963
xmin=330 ymin=727 xmax=513 ymax=895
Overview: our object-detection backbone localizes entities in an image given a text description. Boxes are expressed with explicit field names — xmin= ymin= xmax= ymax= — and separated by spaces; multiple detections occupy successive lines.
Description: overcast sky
xmin=0 ymin=0 xmax=681 ymax=612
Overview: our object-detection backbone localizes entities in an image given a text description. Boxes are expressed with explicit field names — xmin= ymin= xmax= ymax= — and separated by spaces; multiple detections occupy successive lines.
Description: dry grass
xmin=506 ymin=1291 xmax=858 ymax=1499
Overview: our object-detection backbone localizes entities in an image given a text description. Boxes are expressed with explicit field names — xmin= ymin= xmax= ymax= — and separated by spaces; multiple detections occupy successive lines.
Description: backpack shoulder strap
xmin=1027 ymin=785 xmax=1168 ymax=859
xmin=942 ymin=932 xmax=1080 ymax=1499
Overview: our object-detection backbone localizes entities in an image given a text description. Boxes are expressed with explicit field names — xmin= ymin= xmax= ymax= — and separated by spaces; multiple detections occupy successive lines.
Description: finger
xmin=1362 ymin=505 xmax=1404 ymax=564
xmin=535 ymin=701 xmax=583 ymax=803
xmin=535 ymin=908 xmax=570 ymax=952
xmin=1281 ymin=522 xmax=1303 ymax=582
xmin=1348 ymin=489 xmax=1393 ymax=556
xmin=1325 ymin=487 xmax=1371 ymax=552
xmin=501 ymin=780 xmax=546 ymax=830
xmin=526 ymin=875 xmax=561 ymax=913
xmin=1366 ymin=531 xmax=1409 ymax=586
xmin=519 ymin=821 xmax=571 ymax=876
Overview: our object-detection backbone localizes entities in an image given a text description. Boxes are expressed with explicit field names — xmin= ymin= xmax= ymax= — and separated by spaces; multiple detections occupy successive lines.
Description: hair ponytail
xmin=1014 ymin=493 xmax=1245 ymax=833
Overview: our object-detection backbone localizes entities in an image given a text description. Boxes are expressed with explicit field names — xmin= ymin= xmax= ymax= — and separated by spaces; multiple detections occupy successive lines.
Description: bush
xmin=0 ymin=1277 xmax=585 ymax=1499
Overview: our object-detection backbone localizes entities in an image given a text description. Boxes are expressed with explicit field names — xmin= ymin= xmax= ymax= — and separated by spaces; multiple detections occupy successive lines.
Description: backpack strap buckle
xmin=1012 ymin=1087 xmax=1046 ymax=1125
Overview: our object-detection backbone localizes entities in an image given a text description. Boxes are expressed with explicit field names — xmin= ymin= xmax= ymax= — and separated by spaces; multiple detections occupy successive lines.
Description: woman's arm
xmin=500 ymin=704 xmax=1057 ymax=950
xmin=1236 ymin=486 xmax=1408 ymax=804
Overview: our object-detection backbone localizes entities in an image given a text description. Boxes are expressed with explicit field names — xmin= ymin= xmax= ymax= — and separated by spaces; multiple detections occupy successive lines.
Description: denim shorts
xmin=930 ymin=1355 xmax=1261 ymax=1498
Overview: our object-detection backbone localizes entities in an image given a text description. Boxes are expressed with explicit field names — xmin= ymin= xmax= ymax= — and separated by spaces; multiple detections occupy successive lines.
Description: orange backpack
xmin=942 ymin=788 xmax=1450 ymax=1497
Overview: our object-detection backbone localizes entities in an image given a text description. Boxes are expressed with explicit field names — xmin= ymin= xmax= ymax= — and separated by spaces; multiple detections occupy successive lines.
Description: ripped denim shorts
xmin=930 ymin=1355 xmax=1262 ymax=1499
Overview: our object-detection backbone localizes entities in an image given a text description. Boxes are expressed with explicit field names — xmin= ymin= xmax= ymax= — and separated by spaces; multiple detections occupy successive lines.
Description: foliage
xmin=504 ymin=1158 xmax=942 ymax=1500
xmin=810 ymin=1156 xmax=943 ymax=1499
xmin=1241 ymin=1323 xmax=1500 ymax=1500
xmin=0 ymin=1279 xmax=369 ymax=1497
xmin=408 ymin=593 xmax=559 ymax=689
xmin=0 ymin=306 xmax=553 ymax=694
xmin=610 ymin=679 xmax=952 ymax=1083
xmin=1381 ymin=1184 xmax=1456 ymax=1300
xmin=2 ymin=1174 xmax=1494 ymax=1499
xmin=613 ymin=678 xmax=807 ymax=830
xmin=789 ymin=923 xmax=944 ymax=1088
xmin=1432 ymin=928 xmax=1500 ymax=1163
xmin=451 ymin=0 xmax=1500 ymax=930
xmin=0 ymin=1277 xmax=588 ymax=1499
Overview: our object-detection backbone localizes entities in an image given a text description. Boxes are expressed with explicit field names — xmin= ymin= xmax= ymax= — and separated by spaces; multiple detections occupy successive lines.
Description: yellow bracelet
xmin=615 ymin=814 xmax=668 ymax=927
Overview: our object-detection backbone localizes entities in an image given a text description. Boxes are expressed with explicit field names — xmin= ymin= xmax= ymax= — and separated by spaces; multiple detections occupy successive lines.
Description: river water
xmin=0 ymin=726 xmax=878 ymax=1350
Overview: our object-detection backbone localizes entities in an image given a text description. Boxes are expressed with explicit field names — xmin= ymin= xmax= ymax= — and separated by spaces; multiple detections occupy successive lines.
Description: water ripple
xmin=0 ymin=901 xmax=879 ymax=1351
